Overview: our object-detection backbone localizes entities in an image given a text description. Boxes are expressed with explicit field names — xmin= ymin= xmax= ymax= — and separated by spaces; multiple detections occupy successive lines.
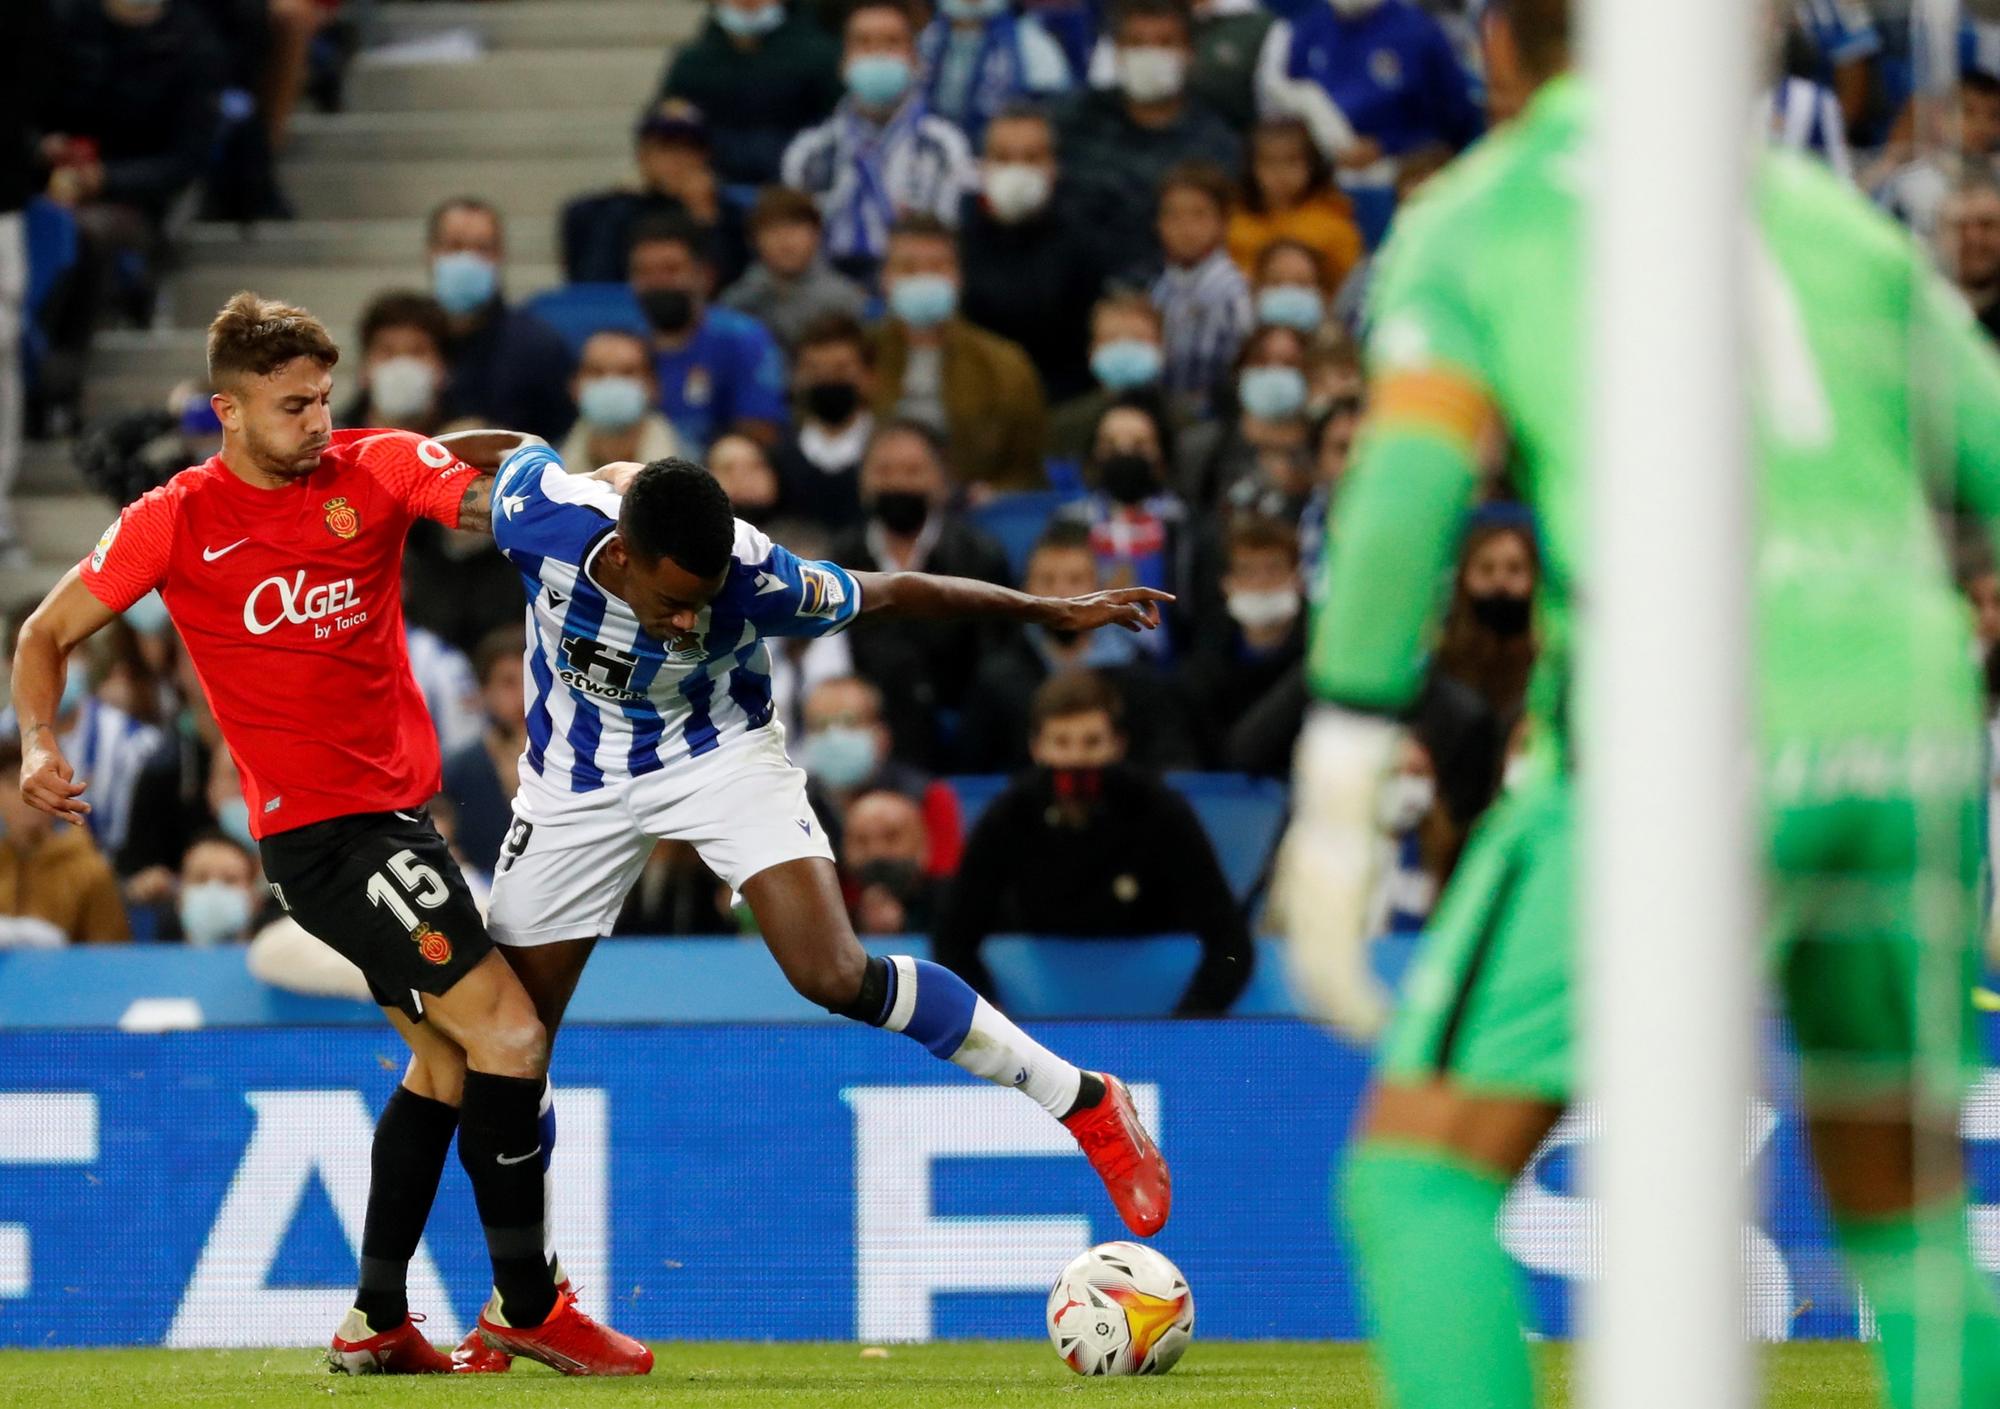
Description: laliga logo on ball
xmin=1046 ymin=1242 xmax=1194 ymax=1376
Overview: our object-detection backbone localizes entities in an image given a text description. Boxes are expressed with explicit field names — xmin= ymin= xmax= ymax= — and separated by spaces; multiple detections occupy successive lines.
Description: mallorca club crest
xmin=411 ymin=923 xmax=452 ymax=966
xmin=322 ymin=497 xmax=361 ymax=541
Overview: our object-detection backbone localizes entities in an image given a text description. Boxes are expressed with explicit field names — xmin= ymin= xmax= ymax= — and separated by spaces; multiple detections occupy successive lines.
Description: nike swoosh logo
xmin=393 ymin=810 xmax=421 ymax=824
xmin=496 ymin=1145 xmax=542 ymax=1166
xmin=203 ymin=538 xmax=250 ymax=562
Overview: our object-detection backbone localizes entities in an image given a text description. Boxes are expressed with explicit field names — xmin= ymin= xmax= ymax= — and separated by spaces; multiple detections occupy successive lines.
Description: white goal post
xmin=1579 ymin=0 xmax=1759 ymax=1406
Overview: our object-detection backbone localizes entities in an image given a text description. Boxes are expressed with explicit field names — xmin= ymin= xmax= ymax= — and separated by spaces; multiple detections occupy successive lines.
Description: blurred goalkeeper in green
xmin=1276 ymin=1 xmax=2000 ymax=1405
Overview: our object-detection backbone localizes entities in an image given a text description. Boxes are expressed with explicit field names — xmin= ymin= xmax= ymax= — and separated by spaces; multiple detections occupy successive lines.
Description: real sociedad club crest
xmin=322 ymin=497 xmax=360 ymax=541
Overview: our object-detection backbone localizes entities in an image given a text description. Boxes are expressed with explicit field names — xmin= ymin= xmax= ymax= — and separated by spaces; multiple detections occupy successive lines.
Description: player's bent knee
xmin=791 ymin=945 xmax=869 ymax=1014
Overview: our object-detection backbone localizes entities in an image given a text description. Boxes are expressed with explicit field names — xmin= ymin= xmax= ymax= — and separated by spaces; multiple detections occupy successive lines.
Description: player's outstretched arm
xmin=12 ymin=569 xmax=116 ymax=826
xmin=431 ymin=429 xmax=550 ymax=535
xmin=848 ymin=570 xmax=1173 ymax=633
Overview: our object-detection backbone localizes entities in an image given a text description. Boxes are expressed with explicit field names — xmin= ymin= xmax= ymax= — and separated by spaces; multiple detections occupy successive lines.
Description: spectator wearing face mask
xmin=774 ymin=314 xmax=876 ymax=530
xmin=843 ymin=789 xmax=945 ymax=934
xmin=0 ymin=738 xmax=129 ymax=945
xmin=1058 ymin=398 xmax=1191 ymax=660
xmin=558 ymin=329 xmax=683 ymax=474
xmin=628 ymin=214 xmax=789 ymax=452
xmin=174 ymin=832 xmax=261 ymax=946
xmin=957 ymin=523 xmax=1200 ymax=771
xmin=800 ymin=675 xmax=965 ymax=873
xmin=424 ymin=197 xmax=576 ymax=443
xmin=1047 ymin=292 xmax=1177 ymax=462
xmin=916 ymin=0 xmax=1073 ymax=146
xmin=828 ymin=420 xmax=1012 ymax=764
xmin=1150 ymin=161 xmax=1253 ymax=412
xmin=782 ymin=0 xmax=979 ymax=284
xmin=562 ymin=100 xmax=752 ymax=289
xmin=934 ymin=670 xmax=1251 ymax=1015
xmin=1254 ymin=0 xmax=1483 ymax=183
xmin=439 ymin=626 xmax=526 ymax=880
xmin=869 ymin=215 xmax=1047 ymax=491
xmin=1181 ymin=323 xmax=1314 ymax=511
xmin=338 ymin=291 xmax=458 ymax=436
xmin=1246 ymin=239 xmax=1335 ymax=340
xmin=1059 ymin=0 xmax=1241 ymax=253
xmin=1227 ymin=120 xmax=1363 ymax=291
xmin=709 ymin=432 xmax=784 ymax=523
xmin=958 ymin=106 xmax=1123 ymax=404
xmin=1179 ymin=514 xmax=1305 ymax=749
xmin=659 ymin=0 xmax=843 ymax=188
xmin=1437 ymin=519 xmax=1540 ymax=732
xmin=721 ymin=186 xmax=870 ymax=352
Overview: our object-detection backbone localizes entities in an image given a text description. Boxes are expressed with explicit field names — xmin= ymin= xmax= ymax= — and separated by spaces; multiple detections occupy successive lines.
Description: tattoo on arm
xmin=457 ymin=475 xmax=494 ymax=534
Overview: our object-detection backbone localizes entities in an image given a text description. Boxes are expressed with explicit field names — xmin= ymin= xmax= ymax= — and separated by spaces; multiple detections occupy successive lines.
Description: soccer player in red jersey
xmin=9 ymin=294 xmax=648 ymax=1377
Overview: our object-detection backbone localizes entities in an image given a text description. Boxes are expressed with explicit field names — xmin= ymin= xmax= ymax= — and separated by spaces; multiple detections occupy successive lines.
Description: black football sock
xmin=458 ymin=1070 xmax=557 ymax=1327
xmin=354 ymin=1085 xmax=459 ymax=1331
xmin=1062 ymin=1073 xmax=1107 ymax=1120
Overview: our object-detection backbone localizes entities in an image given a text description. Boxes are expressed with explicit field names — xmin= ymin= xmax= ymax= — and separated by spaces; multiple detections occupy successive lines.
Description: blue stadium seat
xmin=520 ymin=283 xmax=648 ymax=357
xmin=1163 ymin=771 xmax=1289 ymax=902
xmin=946 ymin=772 xmax=1288 ymax=904
xmin=965 ymin=488 xmax=1084 ymax=580
xmin=945 ymin=773 xmax=1011 ymax=831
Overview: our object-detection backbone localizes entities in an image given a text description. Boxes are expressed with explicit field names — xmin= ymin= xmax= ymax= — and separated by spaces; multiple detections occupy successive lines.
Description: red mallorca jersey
xmin=77 ymin=429 xmax=483 ymax=839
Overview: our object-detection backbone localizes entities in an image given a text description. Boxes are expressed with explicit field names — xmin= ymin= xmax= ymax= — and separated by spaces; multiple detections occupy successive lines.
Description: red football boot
xmin=453 ymin=1276 xmax=571 ymax=1373
xmin=327 ymin=1309 xmax=452 ymax=1375
xmin=475 ymin=1286 xmax=652 ymax=1376
xmin=451 ymin=1325 xmax=513 ymax=1374
xmin=1061 ymin=1073 xmax=1171 ymax=1237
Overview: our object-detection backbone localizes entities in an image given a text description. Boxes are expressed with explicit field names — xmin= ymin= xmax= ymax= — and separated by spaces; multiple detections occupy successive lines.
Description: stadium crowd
xmin=2 ymin=0 xmax=1993 ymax=1015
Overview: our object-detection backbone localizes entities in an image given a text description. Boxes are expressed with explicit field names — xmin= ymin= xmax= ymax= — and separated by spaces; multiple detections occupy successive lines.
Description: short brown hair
xmin=1159 ymin=159 xmax=1233 ymax=217
xmin=1228 ymin=513 xmax=1301 ymax=566
xmin=888 ymin=212 xmax=956 ymax=249
xmin=1092 ymin=290 xmax=1162 ymax=338
xmin=796 ymin=311 xmax=874 ymax=366
xmin=472 ymin=624 xmax=526 ymax=688
xmin=750 ymin=185 xmax=823 ymax=235
xmin=1498 ymin=0 xmax=1568 ymax=78
xmin=206 ymin=292 xmax=339 ymax=388
xmin=1029 ymin=669 xmax=1124 ymax=736
xmin=357 ymin=290 xmax=449 ymax=360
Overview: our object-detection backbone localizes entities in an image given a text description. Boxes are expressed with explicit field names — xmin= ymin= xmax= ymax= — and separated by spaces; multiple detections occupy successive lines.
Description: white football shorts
xmin=486 ymin=723 xmax=834 ymax=947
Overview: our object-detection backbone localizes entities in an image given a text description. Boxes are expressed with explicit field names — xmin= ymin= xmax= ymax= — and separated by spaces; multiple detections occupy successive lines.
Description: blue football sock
xmin=873 ymin=956 xmax=1084 ymax=1117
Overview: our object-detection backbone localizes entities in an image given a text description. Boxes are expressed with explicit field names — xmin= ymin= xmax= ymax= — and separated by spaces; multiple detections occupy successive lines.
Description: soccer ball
xmin=1045 ymin=1241 xmax=1194 ymax=1376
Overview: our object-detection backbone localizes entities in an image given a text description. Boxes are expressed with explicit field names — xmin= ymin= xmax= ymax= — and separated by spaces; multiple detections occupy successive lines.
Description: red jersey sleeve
xmin=350 ymin=429 xmax=483 ymax=529
xmin=77 ymin=485 xmax=178 ymax=612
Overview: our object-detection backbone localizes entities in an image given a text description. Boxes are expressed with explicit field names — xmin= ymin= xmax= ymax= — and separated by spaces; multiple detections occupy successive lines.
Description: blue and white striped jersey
xmin=491 ymin=445 xmax=863 ymax=791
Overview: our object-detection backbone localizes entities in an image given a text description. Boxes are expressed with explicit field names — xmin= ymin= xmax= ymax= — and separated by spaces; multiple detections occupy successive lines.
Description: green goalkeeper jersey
xmin=1313 ymin=74 xmax=2000 ymax=766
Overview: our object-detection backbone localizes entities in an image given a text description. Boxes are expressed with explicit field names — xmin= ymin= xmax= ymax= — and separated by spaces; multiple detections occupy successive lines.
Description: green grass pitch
xmin=0 ymin=1341 xmax=1879 ymax=1408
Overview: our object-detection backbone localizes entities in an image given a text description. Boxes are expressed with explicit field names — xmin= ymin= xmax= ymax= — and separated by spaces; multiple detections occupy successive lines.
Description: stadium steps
xmin=345 ymin=49 xmax=665 ymax=114
xmin=19 ymin=0 xmax=691 ymax=582
xmin=173 ymin=263 xmax=566 ymax=352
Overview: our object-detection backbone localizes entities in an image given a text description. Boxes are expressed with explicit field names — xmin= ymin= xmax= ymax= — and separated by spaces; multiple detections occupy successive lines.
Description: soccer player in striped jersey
xmin=444 ymin=447 xmax=1172 ymax=1370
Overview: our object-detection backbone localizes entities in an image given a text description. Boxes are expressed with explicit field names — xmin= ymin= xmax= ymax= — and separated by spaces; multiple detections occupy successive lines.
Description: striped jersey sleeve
xmin=733 ymin=524 xmax=863 ymax=639
xmin=491 ymin=443 xmax=620 ymax=582
xmin=78 ymin=482 xmax=179 ymax=613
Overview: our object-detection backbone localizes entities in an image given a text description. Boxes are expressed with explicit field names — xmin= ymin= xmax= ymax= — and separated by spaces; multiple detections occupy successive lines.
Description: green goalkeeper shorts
xmin=1378 ymin=761 xmax=1987 ymax=1109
